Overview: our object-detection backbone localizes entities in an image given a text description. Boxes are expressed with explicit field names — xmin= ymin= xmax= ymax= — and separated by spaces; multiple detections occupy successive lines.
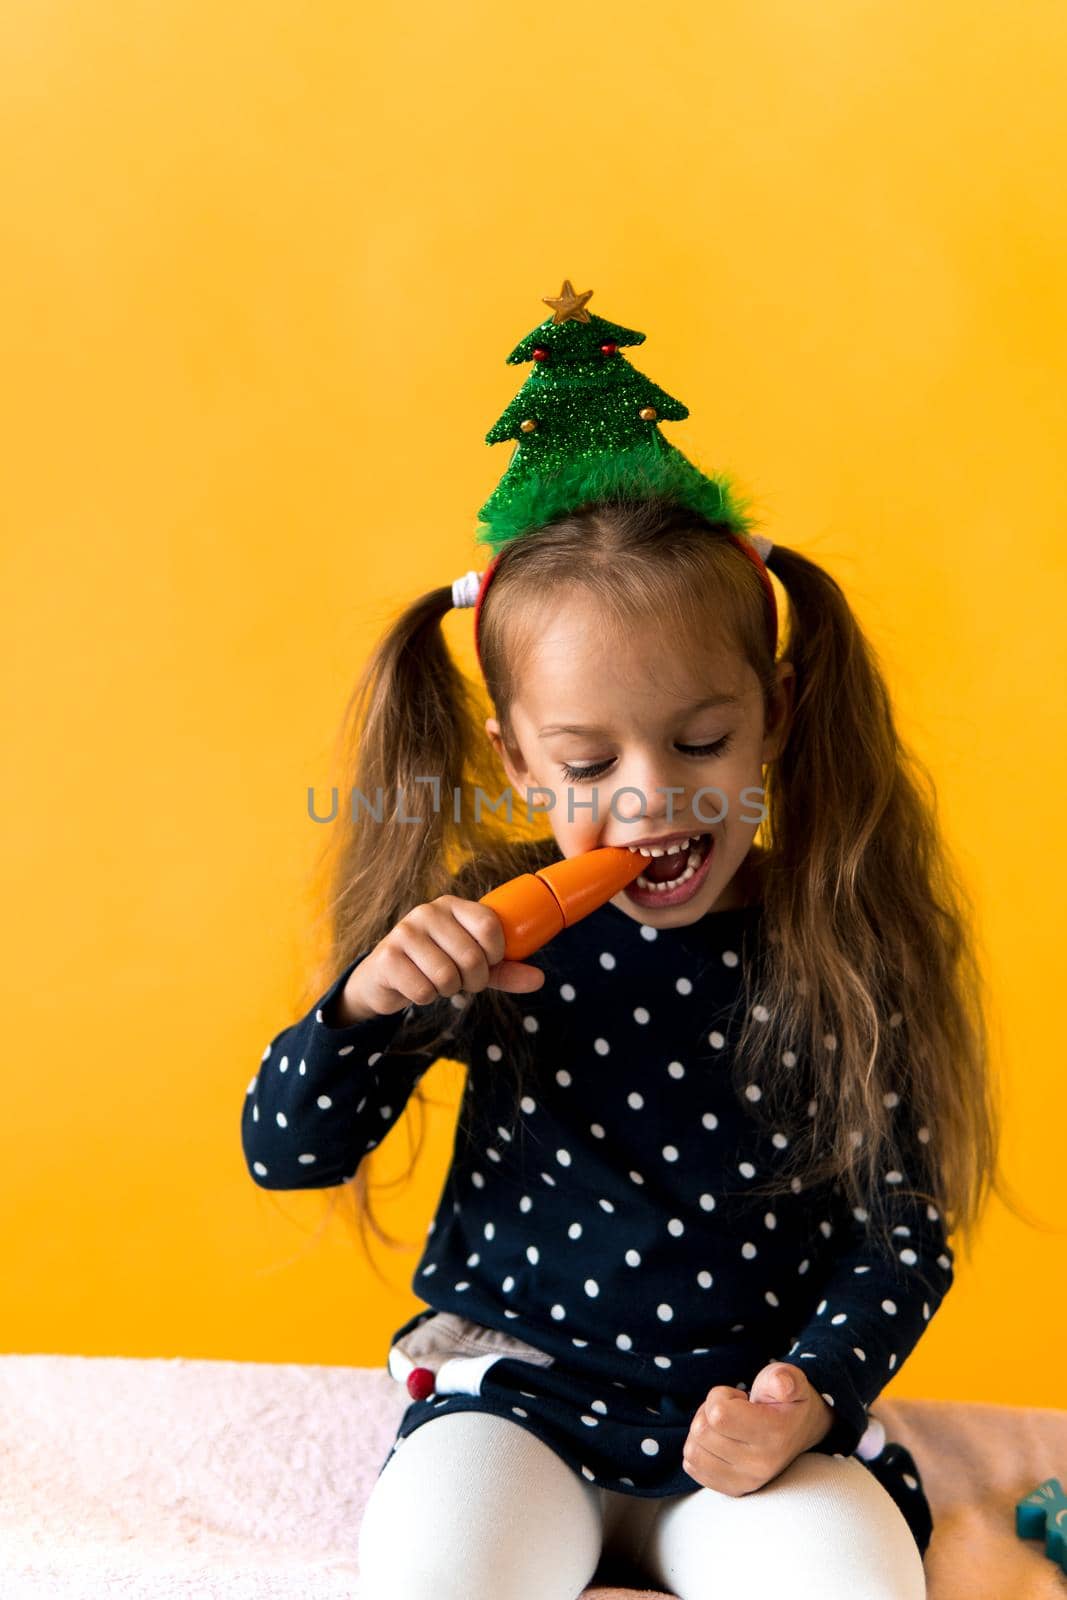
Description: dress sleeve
xmin=770 ymin=1122 xmax=956 ymax=1458
xmin=240 ymin=950 xmax=468 ymax=1191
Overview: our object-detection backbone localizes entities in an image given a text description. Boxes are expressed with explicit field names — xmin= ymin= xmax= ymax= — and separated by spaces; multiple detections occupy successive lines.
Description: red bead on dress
xmin=407 ymin=1366 xmax=436 ymax=1400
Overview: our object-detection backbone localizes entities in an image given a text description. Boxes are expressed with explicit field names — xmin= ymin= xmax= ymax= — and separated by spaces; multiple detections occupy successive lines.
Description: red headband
xmin=471 ymin=532 xmax=778 ymax=677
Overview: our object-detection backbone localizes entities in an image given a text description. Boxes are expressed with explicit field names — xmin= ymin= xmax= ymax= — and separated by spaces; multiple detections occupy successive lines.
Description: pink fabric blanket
xmin=0 ymin=1354 xmax=1063 ymax=1598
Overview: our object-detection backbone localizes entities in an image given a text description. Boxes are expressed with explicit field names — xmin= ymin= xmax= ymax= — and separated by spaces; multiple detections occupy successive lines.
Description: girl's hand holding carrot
xmin=337 ymin=896 xmax=547 ymax=1024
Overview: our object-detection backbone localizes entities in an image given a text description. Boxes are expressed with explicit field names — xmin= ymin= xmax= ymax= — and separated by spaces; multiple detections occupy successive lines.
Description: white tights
xmin=357 ymin=1409 xmax=927 ymax=1600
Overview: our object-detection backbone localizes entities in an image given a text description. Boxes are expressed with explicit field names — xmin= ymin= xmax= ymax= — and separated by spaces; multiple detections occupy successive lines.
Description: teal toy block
xmin=1015 ymin=1478 xmax=1067 ymax=1573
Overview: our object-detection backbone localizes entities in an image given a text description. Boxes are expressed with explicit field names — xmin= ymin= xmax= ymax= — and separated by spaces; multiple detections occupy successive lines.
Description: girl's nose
xmin=611 ymin=758 xmax=686 ymax=824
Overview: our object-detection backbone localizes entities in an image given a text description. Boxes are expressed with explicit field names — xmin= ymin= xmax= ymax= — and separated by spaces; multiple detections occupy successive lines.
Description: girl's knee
xmin=641 ymin=1454 xmax=926 ymax=1600
xmin=757 ymin=1454 xmax=927 ymax=1598
xmin=357 ymin=1410 xmax=604 ymax=1600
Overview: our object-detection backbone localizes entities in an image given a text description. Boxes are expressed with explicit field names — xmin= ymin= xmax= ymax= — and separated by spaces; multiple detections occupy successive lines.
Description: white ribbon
xmin=451 ymin=569 xmax=482 ymax=608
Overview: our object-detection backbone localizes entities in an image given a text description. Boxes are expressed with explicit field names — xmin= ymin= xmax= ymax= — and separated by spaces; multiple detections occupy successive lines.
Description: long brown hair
xmin=292 ymin=494 xmax=1031 ymax=1281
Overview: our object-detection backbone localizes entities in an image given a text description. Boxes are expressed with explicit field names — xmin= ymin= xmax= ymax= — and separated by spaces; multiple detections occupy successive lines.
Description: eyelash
xmin=560 ymin=734 xmax=734 ymax=784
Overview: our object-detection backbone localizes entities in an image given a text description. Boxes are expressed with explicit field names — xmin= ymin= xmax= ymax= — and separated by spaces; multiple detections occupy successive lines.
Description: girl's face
xmin=485 ymin=596 xmax=795 ymax=927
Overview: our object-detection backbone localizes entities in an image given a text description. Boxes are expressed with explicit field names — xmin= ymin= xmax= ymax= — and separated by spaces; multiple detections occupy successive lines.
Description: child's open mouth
xmin=623 ymin=832 xmax=715 ymax=908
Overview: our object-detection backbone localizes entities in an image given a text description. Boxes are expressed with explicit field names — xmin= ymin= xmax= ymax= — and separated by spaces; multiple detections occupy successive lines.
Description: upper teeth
xmin=626 ymin=835 xmax=700 ymax=857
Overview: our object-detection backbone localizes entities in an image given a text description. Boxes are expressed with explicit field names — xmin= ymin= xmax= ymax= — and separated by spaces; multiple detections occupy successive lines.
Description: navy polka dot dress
xmin=242 ymin=898 xmax=951 ymax=1558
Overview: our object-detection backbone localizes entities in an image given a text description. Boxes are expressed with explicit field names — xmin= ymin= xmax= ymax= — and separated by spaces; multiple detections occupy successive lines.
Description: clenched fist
xmin=681 ymin=1360 xmax=835 ymax=1497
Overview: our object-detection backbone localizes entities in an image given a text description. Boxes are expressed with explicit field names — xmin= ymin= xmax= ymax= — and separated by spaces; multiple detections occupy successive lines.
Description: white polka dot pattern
xmin=240 ymin=894 xmax=952 ymax=1512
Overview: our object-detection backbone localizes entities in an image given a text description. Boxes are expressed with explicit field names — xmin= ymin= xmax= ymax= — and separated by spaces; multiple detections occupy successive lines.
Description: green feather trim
xmin=475 ymin=434 xmax=756 ymax=553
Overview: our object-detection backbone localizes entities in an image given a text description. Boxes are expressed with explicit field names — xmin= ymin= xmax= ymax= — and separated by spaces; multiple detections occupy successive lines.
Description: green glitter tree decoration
xmin=475 ymin=279 xmax=755 ymax=552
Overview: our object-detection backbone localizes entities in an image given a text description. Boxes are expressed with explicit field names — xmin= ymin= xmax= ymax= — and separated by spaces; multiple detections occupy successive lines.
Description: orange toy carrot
xmin=478 ymin=847 xmax=647 ymax=961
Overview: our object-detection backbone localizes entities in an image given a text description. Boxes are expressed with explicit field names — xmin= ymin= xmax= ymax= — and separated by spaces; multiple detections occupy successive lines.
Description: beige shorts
xmin=387 ymin=1311 xmax=556 ymax=1398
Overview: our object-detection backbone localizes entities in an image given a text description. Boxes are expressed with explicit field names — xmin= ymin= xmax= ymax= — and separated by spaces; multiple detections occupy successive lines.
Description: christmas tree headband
xmin=449 ymin=280 xmax=777 ymax=672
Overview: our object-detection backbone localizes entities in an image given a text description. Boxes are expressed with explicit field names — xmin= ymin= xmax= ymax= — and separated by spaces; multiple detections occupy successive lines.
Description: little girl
xmin=241 ymin=287 xmax=997 ymax=1599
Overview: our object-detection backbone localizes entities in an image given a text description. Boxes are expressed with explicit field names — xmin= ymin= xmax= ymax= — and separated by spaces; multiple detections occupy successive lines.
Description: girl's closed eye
xmin=560 ymin=733 xmax=734 ymax=784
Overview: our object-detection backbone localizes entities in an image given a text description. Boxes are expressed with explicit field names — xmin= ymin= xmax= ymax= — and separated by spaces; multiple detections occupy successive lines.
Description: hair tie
xmin=451 ymin=570 xmax=482 ymax=609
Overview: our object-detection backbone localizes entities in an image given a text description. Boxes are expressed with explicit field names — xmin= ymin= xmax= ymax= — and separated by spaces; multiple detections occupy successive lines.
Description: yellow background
xmin=3 ymin=0 xmax=1065 ymax=1413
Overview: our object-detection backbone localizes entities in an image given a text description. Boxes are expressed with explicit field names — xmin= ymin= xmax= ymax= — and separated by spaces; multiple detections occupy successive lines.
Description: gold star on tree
xmin=541 ymin=278 xmax=594 ymax=324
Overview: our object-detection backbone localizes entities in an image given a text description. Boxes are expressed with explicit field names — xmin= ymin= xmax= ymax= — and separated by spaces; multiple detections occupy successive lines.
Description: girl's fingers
xmin=408 ymin=897 xmax=506 ymax=992
xmin=682 ymin=1442 xmax=754 ymax=1495
xmin=374 ymin=944 xmax=455 ymax=1008
xmin=487 ymin=960 xmax=546 ymax=993
xmin=420 ymin=900 xmax=544 ymax=995
xmin=698 ymin=1416 xmax=753 ymax=1448
xmin=374 ymin=897 xmax=547 ymax=1009
xmin=391 ymin=926 xmax=471 ymax=1000
xmin=444 ymin=901 xmax=545 ymax=993
xmin=445 ymin=898 xmax=508 ymax=971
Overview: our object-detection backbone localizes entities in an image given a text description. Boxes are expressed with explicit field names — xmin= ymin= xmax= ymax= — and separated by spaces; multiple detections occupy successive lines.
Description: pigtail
xmin=299 ymin=582 xmax=475 ymax=998
xmin=296 ymin=581 xmax=553 ymax=1268
xmin=732 ymin=543 xmax=1002 ymax=1264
